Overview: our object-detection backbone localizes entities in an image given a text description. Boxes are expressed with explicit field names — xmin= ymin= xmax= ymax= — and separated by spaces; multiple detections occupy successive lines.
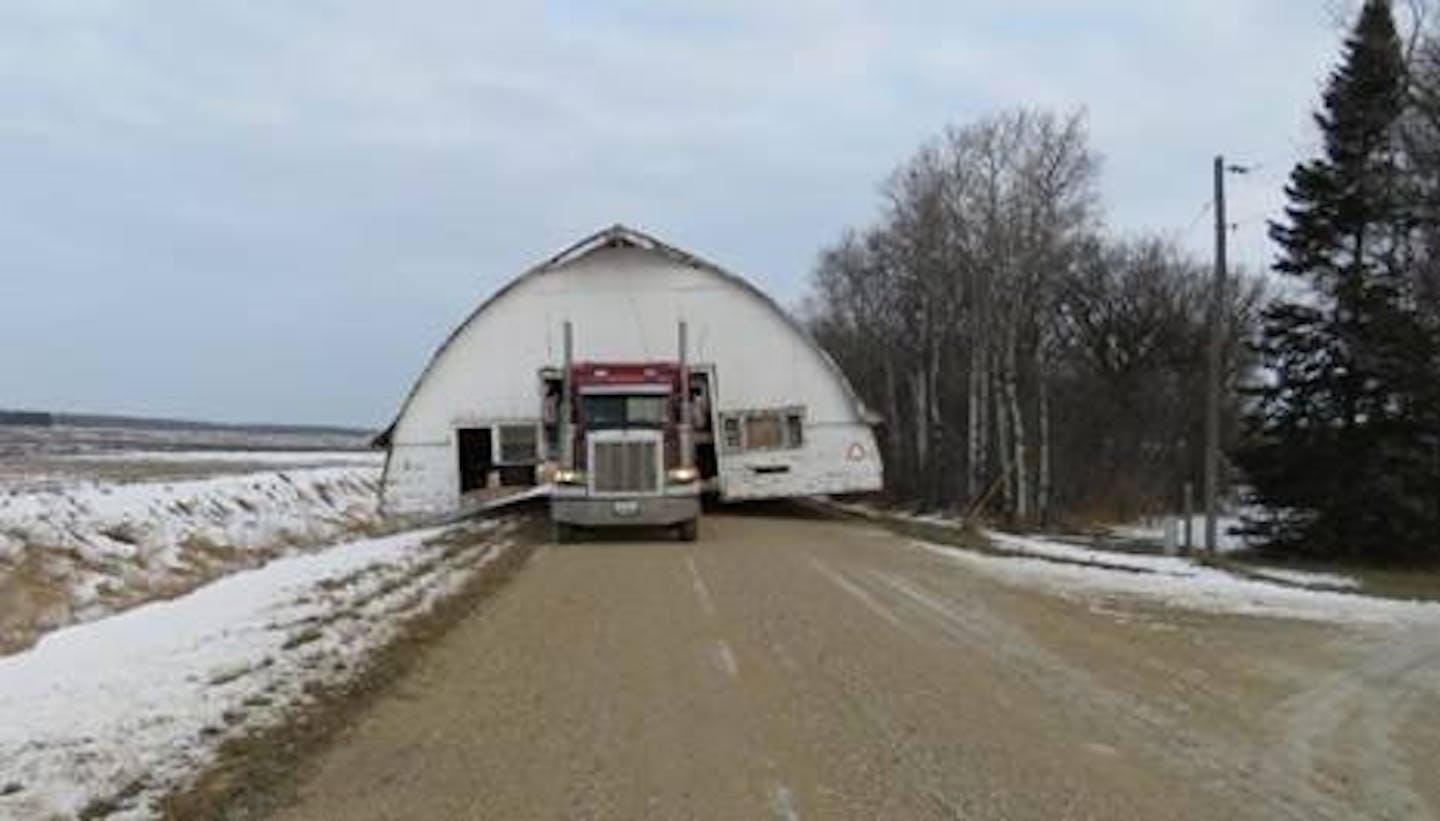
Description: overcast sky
xmin=1 ymin=1 xmax=1345 ymax=427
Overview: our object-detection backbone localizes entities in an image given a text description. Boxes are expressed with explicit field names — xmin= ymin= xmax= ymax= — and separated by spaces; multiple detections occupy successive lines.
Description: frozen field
xmin=0 ymin=423 xmax=535 ymax=819
xmin=0 ymin=423 xmax=375 ymax=490
xmin=0 ymin=424 xmax=385 ymax=654
xmin=0 ymin=420 xmax=372 ymax=457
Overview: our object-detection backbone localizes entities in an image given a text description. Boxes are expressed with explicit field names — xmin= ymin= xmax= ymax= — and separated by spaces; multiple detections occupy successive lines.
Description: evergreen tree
xmin=1238 ymin=0 xmax=1440 ymax=562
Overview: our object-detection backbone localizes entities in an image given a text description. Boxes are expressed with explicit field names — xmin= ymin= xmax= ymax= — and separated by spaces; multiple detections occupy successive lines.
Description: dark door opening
xmin=689 ymin=369 xmax=719 ymax=482
xmin=457 ymin=428 xmax=493 ymax=494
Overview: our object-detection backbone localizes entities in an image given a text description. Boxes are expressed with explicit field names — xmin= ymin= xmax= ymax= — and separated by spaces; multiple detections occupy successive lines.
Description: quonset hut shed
xmin=376 ymin=225 xmax=883 ymax=516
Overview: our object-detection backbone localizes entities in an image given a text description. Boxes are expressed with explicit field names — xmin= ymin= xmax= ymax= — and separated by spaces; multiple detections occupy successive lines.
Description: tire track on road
xmin=1274 ymin=626 xmax=1440 ymax=820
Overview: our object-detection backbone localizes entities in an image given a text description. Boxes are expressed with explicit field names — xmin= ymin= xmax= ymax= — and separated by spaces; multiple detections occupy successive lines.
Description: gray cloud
xmin=0 ymin=1 xmax=1340 ymax=426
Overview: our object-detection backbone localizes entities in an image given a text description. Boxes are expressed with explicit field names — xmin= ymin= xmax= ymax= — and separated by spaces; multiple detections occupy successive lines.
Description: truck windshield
xmin=583 ymin=394 xmax=669 ymax=428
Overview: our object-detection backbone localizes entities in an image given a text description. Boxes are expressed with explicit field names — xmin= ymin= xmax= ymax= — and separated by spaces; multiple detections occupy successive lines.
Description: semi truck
xmin=547 ymin=321 xmax=702 ymax=542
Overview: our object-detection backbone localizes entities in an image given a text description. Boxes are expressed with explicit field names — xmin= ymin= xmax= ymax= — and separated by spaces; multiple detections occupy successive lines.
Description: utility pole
xmin=1205 ymin=156 xmax=1246 ymax=554
xmin=1204 ymin=157 xmax=1228 ymax=554
xmin=1183 ymin=480 xmax=1194 ymax=553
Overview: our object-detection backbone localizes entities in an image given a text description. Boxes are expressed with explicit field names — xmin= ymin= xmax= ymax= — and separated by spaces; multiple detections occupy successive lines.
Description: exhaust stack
xmin=678 ymin=320 xmax=693 ymax=470
xmin=561 ymin=320 xmax=574 ymax=469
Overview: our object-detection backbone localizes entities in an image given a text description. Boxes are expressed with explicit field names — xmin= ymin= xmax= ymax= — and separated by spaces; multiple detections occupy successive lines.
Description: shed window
xmin=720 ymin=407 xmax=805 ymax=453
xmin=744 ymin=413 xmax=785 ymax=450
xmin=722 ymin=416 xmax=743 ymax=451
xmin=497 ymin=423 xmax=539 ymax=464
xmin=786 ymin=410 xmax=805 ymax=448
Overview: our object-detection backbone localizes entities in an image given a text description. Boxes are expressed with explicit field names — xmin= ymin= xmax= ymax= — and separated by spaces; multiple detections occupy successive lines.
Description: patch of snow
xmin=769 ymin=784 xmax=800 ymax=821
xmin=986 ymin=532 xmax=1197 ymax=575
xmin=1245 ymin=567 xmax=1361 ymax=591
xmin=0 ymin=464 xmax=383 ymax=652
xmin=986 ymin=532 xmax=1360 ymax=591
xmin=0 ymin=522 xmax=512 ymax=820
xmin=916 ymin=538 xmax=1439 ymax=627
xmin=828 ymin=501 xmax=1364 ymax=595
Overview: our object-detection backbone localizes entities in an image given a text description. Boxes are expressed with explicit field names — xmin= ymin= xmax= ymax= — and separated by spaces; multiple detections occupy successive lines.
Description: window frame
xmin=495 ymin=422 xmax=541 ymax=465
xmin=721 ymin=415 xmax=743 ymax=452
xmin=719 ymin=406 xmax=806 ymax=454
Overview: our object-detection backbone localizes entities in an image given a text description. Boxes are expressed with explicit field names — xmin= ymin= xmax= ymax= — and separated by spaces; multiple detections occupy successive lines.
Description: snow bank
xmin=986 ymin=532 xmax=1360 ymax=591
xmin=0 ymin=464 xmax=383 ymax=652
xmin=0 ymin=522 xmax=513 ymax=820
xmin=918 ymin=537 xmax=1440 ymax=626
xmin=840 ymin=502 xmax=1436 ymax=624
xmin=1244 ymin=567 xmax=1361 ymax=590
xmin=987 ymin=531 xmax=1195 ymax=574
xmin=829 ymin=501 xmax=1363 ymax=594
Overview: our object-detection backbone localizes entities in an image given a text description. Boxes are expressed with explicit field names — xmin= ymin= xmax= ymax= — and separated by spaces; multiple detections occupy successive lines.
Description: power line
xmin=1184 ymin=198 xmax=1215 ymax=236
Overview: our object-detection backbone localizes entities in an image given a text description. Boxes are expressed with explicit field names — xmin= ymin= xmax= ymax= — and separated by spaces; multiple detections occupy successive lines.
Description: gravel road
xmin=271 ymin=509 xmax=1440 ymax=820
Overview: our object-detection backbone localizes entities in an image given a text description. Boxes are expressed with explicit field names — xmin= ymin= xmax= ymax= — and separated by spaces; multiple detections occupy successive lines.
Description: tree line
xmin=807 ymin=0 xmax=1440 ymax=564
xmin=804 ymin=110 xmax=1262 ymax=526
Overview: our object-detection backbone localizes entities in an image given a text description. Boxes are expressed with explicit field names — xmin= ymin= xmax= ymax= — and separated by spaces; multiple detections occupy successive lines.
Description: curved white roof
xmin=377 ymin=224 xmax=878 ymax=447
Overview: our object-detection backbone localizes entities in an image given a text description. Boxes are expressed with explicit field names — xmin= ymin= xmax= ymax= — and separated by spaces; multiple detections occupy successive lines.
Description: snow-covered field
xmin=0 ymin=422 xmax=372 ymax=459
xmin=0 ymin=520 xmax=516 ymax=820
xmin=0 ymin=422 xmax=378 ymax=490
xmin=0 ymin=456 xmax=386 ymax=654
xmin=0 ymin=436 xmax=523 ymax=819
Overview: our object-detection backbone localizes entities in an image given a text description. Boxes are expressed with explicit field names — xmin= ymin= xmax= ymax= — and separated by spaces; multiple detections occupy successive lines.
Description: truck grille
xmin=591 ymin=440 xmax=660 ymax=494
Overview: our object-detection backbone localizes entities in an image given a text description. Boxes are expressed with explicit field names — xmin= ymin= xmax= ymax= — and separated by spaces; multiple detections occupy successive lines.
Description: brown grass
xmin=1345 ymin=566 xmax=1440 ymax=601
xmin=0 ymin=547 xmax=72 ymax=655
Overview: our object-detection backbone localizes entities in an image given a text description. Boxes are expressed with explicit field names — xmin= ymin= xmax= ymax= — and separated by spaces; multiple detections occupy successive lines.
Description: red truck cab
xmin=549 ymin=361 xmax=701 ymax=541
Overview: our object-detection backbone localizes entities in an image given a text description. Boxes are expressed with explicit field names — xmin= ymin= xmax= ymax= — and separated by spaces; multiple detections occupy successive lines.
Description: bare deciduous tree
xmin=807 ymin=108 xmax=1261 ymax=524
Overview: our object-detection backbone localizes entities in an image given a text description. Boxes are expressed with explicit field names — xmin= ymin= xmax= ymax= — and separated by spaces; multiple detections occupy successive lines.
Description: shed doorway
xmin=689 ymin=367 xmax=720 ymax=483
xmin=457 ymin=428 xmax=493 ymax=494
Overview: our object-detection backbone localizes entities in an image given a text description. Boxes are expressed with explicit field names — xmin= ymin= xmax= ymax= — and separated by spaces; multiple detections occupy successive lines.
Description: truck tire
xmin=676 ymin=518 xmax=699 ymax=542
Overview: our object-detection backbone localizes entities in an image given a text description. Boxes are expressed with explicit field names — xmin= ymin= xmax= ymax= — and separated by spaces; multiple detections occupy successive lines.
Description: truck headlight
xmin=667 ymin=466 xmax=699 ymax=484
xmin=554 ymin=469 xmax=586 ymax=485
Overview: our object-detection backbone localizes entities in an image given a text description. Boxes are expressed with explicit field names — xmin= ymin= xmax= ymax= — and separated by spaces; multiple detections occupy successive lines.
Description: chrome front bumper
xmin=550 ymin=490 xmax=699 ymax=527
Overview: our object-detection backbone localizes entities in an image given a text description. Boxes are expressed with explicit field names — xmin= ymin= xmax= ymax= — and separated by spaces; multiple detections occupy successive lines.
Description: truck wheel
xmin=551 ymin=521 xmax=574 ymax=544
xmin=677 ymin=518 xmax=699 ymax=542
